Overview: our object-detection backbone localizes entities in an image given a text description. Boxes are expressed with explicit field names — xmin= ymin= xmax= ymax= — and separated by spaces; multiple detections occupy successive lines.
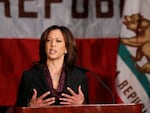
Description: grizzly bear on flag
xmin=121 ymin=13 xmax=150 ymax=73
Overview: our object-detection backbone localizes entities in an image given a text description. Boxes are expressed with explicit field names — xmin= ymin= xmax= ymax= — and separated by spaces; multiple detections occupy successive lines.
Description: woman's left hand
xmin=59 ymin=85 xmax=84 ymax=105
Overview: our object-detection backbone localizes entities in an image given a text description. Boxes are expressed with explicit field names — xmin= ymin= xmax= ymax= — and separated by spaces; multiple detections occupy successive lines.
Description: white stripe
xmin=116 ymin=56 xmax=150 ymax=113
xmin=0 ymin=0 xmax=121 ymax=38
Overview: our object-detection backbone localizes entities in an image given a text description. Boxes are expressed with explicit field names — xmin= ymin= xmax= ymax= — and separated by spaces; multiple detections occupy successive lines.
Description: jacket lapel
xmin=33 ymin=69 xmax=50 ymax=93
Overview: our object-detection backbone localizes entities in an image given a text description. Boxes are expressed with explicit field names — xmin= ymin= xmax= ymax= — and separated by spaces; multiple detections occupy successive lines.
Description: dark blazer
xmin=16 ymin=64 xmax=89 ymax=107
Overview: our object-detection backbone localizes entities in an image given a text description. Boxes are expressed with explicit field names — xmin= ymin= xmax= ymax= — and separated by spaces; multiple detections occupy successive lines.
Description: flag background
xmin=116 ymin=0 xmax=150 ymax=113
xmin=1 ymin=0 xmax=120 ymax=107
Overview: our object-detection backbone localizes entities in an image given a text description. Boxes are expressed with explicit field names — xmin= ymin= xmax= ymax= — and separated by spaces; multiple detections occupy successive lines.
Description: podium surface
xmin=13 ymin=104 xmax=142 ymax=113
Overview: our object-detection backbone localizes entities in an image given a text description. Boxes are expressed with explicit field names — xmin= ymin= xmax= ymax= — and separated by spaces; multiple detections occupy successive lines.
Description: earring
xmin=64 ymin=50 xmax=67 ymax=54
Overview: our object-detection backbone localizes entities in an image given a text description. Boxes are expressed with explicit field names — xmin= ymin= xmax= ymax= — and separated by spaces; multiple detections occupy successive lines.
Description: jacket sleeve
xmin=64 ymin=66 xmax=89 ymax=104
xmin=75 ymin=66 xmax=89 ymax=104
xmin=80 ymin=71 xmax=89 ymax=104
xmin=15 ymin=71 xmax=33 ymax=107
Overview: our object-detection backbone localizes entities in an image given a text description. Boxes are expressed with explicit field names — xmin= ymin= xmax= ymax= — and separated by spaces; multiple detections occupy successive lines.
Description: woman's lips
xmin=49 ymin=49 xmax=57 ymax=54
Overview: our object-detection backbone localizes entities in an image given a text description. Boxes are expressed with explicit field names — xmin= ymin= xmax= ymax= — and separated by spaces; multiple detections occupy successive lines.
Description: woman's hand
xmin=59 ymin=85 xmax=85 ymax=105
xmin=29 ymin=88 xmax=55 ymax=107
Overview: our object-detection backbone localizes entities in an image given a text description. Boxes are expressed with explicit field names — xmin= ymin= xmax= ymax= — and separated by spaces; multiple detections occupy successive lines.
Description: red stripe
xmin=0 ymin=38 xmax=119 ymax=105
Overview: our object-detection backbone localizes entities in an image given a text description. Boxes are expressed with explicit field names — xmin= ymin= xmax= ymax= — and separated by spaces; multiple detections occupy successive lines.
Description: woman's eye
xmin=56 ymin=40 xmax=62 ymax=42
xmin=46 ymin=39 xmax=51 ymax=42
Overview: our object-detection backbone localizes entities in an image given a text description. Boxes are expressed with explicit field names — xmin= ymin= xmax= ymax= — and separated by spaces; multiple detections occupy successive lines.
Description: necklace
xmin=51 ymin=76 xmax=60 ymax=80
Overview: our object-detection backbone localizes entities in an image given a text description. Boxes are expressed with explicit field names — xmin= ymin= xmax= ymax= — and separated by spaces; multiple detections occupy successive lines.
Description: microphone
xmin=89 ymin=70 xmax=115 ymax=104
xmin=76 ymin=66 xmax=90 ymax=72
xmin=79 ymin=66 xmax=115 ymax=104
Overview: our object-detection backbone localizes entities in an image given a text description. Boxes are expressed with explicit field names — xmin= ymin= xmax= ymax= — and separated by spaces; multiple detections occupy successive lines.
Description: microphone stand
xmin=88 ymin=70 xmax=115 ymax=104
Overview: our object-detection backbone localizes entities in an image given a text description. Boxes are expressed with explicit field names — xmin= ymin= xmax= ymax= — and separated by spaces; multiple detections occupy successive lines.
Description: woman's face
xmin=45 ymin=29 xmax=67 ymax=61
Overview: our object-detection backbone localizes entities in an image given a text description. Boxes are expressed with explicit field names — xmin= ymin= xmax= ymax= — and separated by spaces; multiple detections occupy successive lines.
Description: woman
xmin=16 ymin=25 xmax=89 ymax=107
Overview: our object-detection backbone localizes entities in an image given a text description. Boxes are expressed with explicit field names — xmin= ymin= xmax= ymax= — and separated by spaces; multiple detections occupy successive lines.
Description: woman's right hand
xmin=29 ymin=88 xmax=55 ymax=107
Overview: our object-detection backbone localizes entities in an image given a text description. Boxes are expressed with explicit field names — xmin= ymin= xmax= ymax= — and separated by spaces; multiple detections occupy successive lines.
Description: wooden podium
xmin=12 ymin=104 xmax=142 ymax=113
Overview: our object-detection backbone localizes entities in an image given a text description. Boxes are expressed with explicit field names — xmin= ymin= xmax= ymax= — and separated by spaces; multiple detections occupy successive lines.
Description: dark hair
xmin=38 ymin=25 xmax=77 ymax=71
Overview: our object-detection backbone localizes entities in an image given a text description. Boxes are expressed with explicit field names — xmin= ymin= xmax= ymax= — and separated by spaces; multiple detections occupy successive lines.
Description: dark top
xmin=16 ymin=64 xmax=89 ymax=107
xmin=44 ymin=64 xmax=66 ymax=104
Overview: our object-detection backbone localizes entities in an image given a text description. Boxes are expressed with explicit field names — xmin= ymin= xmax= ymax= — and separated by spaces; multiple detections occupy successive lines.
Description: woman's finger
xmin=78 ymin=85 xmax=84 ymax=96
xmin=43 ymin=97 xmax=55 ymax=104
xmin=67 ymin=87 xmax=77 ymax=96
xmin=31 ymin=88 xmax=37 ymax=100
xmin=38 ymin=91 xmax=50 ymax=100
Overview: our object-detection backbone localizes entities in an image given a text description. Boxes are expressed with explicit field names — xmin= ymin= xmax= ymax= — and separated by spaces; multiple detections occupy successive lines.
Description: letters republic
xmin=117 ymin=80 xmax=147 ymax=113
xmin=0 ymin=0 xmax=124 ymax=18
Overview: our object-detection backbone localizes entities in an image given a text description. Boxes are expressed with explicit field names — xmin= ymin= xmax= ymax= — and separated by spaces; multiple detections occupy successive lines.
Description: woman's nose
xmin=51 ymin=40 xmax=56 ymax=46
